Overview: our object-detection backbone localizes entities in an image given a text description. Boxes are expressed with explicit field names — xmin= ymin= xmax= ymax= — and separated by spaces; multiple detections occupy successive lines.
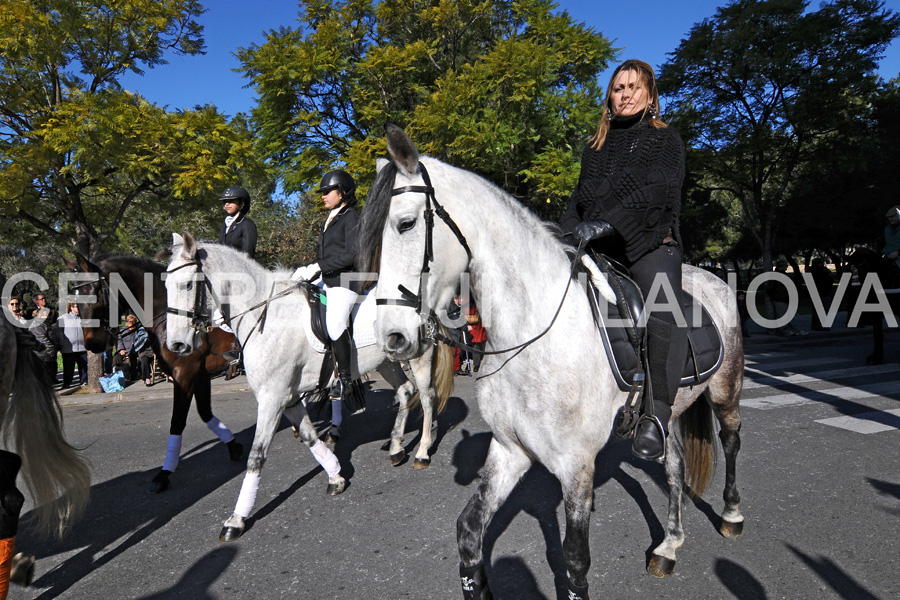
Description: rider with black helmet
xmin=219 ymin=185 xmax=258 ymax=259
xmin=291 ymin=170 xmax=360 ymax=443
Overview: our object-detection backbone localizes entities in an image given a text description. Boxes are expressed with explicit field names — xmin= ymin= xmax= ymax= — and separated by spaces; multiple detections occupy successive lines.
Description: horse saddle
xmin=300 ymin=282 xmax=378 ymax=353
xmin=584 ymin=255 xmax=724 ymax=392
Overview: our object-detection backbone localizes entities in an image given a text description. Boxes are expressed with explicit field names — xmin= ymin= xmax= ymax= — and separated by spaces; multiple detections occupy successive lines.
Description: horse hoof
xmin=219 ymin=526 xmax=244 ymax=542
xmin=412 ymin=457 xmax=431 ymax=469
xmin=10 ymin=553 xmax=35 ymax=587
xmin=227 ymin=440 xmax=244 ymax=462
xmin=326 ymin=478 xmax=346 ymax=496
xmin=720 ymin=519 xmax=744 ymax=538
xmin=148 ymin=471 xmax=171 ymax=494
xmin=292 ymin=426 xmax=300 ymax=439
xmin=647 ymin=554 xmax=676 ymax=578
xmin=389 ymin=451 xmax=406 ymax=466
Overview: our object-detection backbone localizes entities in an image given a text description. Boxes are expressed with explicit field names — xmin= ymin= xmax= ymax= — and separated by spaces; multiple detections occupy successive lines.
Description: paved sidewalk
xmin=56 ymin=372 xmax=253 ymax=406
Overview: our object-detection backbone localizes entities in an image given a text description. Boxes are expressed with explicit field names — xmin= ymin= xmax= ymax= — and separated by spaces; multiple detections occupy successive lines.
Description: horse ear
xmin=72 ymin=251 xmax=98 ymax=273
xmin=375 ymin=158 xmax=388 ymax=173
xmin=385 ymin=123 xmax=419 ymax=176
xmin=181 ymin=231 xmax=197 ymax=260
xmin=172 ymin=233 xmax=184 ymax=248
xmin=63 ymin=257 xmax=77 ymax=271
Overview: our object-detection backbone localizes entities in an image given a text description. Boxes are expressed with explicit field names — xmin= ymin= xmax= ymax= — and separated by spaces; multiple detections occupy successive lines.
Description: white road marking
xmin=744 ymin=357 xmax=852 ymax=374
xmin=742 ymin=380 xmax=900 ymax=410
xmin=816 ymin=409 xmax=900 ymax=434
xmin=743 ymin=363 xmax=900 ymax=390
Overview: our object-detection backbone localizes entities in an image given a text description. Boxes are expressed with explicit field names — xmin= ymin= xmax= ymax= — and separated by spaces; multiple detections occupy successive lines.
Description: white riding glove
xmin=290 ymin=263 xmax=320 ymax=282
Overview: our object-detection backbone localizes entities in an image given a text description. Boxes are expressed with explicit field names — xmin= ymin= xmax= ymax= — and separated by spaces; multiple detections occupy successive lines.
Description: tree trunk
xmin=87 ymin=352 xmax=103 ymax=393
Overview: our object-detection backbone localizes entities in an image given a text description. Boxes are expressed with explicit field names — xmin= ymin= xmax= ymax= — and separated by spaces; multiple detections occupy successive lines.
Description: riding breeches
xmin=325 ymin=285 xmax=359 ymax=341
xmin=627 ymin=244 xmax=689 ymax=415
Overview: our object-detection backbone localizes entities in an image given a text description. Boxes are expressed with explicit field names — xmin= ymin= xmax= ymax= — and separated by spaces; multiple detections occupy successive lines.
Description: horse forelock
xmin=357 ymin=161 xmax=399 ymax=277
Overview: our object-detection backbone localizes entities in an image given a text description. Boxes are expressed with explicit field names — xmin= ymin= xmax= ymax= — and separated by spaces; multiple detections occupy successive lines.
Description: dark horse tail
xmin=680 ymin=392 xmax=716 ymax=498
xmin=6 ymin=327 xmax=91 ymax=539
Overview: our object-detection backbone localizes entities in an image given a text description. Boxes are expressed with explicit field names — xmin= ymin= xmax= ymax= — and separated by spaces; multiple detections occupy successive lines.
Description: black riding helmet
xmin=220 ymin=185 xmax=251 ymax=214
xmin=317 ymin=170 xmax=356 ymax=206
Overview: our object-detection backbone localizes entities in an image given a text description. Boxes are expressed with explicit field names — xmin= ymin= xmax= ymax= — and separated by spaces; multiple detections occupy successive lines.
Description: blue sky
xmin=120 ymin=0 xmax=900 ymax=119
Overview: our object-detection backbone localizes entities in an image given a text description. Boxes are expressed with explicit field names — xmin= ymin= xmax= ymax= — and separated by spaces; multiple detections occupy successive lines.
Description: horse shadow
xmin=14 ymin=425 xmax=257 ymax=599
xmin=133 ymin=547 xmax=239 ymax=600
xmin=786 ymin=544 xmax=881 ymax=600
xmin=715 ymin=558 xmax=768 ymax=599
xmin=330 ymin=383 xmax=470 ymax=480
xmin=450 ymin=429 xmax=666 ymax=599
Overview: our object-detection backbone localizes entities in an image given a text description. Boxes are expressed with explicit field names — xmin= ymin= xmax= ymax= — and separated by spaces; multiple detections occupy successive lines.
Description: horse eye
xmin=181 ymin=280 xmax=193 ymax=292
xmin=398 ymin=218 xmax=416 ymax=233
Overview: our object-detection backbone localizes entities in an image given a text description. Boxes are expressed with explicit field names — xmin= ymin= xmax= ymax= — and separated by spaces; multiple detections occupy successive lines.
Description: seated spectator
xmin=114 ymin=314 xmax=149 ymax=383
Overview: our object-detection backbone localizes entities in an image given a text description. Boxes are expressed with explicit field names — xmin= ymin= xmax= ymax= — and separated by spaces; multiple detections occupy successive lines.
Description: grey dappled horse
xmin=358 ymin=125 xmax=745 ymax=599
xmin=0 ymin=317 xmax=91 ymax=588
xmin=164 ymin=234 xmax=453 ymax=542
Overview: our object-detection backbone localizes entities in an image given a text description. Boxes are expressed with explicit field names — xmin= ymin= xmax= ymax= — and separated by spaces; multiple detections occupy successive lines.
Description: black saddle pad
xmin=587 ymin=276 xmax=724 ymax=392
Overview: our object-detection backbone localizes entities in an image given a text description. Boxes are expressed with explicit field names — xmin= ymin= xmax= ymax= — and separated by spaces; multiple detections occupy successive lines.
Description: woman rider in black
xmin=559 ymin=59 xmax=687 ymax=462
xmin=291 ymin=170 xmax=360 ymax=443
xmin=219 ymin=185 xmax=258 ymax=259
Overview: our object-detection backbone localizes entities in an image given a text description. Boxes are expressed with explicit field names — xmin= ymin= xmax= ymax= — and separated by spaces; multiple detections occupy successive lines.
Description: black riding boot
xmin=632 ymin=318 xmax=687 ymax=461
xmin=328 ymin=330 xmax=353 ymax=443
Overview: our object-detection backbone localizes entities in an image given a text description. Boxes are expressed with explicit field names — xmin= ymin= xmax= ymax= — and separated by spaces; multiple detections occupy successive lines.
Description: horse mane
xmin=94 ymin=252 xmax=166 ymax=274
xmin=357 ymin=161 xmax=399 ymax=279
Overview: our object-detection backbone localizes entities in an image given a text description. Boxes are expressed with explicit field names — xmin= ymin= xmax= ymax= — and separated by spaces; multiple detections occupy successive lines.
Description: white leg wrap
xmin=205 ymin=416 xmax=235 ymax=444
xmin=234 ymin=471 xmax=261 ymax=519
xmin=162 ymin=435 xmax=182 ymax=472
xmin=310 ymin=440 xmax=341 ymax=478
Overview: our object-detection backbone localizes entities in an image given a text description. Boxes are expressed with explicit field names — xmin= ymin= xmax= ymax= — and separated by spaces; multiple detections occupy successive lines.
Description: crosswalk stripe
xmin=742 ymin=380 xmax=900 ymax=410
xmin=743 ymin=363 xmax=900 ymax=390
xmin=744 ymin=357 xmax=852 ymax=373
xmin=816 ymin=409 xmax=900 ymax=434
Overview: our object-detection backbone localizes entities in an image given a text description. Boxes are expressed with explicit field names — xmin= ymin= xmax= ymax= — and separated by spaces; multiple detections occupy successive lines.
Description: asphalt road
xmin=9 ymin=326 xmax=900 ymax=600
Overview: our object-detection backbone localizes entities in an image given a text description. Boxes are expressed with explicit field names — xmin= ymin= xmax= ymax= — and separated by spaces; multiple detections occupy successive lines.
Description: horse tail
xmin=679 ymin=392 xmax=717 ymax=499
xmin=6 ymin=334 xmax=91 ymax=539
xmin=431 ymin=323 xmax=455 ymax=415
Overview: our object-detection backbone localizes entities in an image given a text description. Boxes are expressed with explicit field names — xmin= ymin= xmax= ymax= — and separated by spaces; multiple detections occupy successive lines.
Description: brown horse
xmin=66 ymin=253 xmax=244 ymax=494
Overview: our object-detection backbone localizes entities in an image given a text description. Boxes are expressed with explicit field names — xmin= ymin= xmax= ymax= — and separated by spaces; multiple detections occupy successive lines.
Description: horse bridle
xmin=375 ymin=162 xmax=472 ymax=326
xmin=165 ymin=260 xmax=216 ymax=333
xmin=375 ymin=161 xmax=581 ymax=362
xmin=70 ymin=268 xmax=122 ymax=337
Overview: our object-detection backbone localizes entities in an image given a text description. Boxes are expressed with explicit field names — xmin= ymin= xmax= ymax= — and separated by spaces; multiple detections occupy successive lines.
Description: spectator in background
xmin=114 ymin=314 xmax=149 ymax=383
xmin=29 ymin=307 xmax=59 ymax=384
xmin=808 ymin=258 xmax=835 ymax=331
xmin=765 ymin=259 xmax=807 ymax=337
xmin=29 ymin=292 xmax=55 ymax=321
xmin=57 ymin=303 xmax=87 ymax=387
xmin=5 ymin=297 xmax=26 ymax=325
xmin=465 ymin=302 xmax=487 ymax=374
xmin=881 ymin=206 xmax=900 ymax=270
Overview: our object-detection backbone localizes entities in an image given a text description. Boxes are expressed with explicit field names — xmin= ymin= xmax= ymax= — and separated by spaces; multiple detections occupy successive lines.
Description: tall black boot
xmin=327 ymin=330 xmax=353 ymax=444
xmin=632 ymin=318 xmax=686 ymax=461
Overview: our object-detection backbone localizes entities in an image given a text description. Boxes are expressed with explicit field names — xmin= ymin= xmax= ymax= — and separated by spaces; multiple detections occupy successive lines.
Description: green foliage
xmin=659 ymin=0 xmax=900 ymax=266
xmin=0 ymin=0 xmax=268 ymax=257
xmin=255 ymin=197 xmax=326 ymax=269
xmin=238 ymin=0 xmax=614 ymax=215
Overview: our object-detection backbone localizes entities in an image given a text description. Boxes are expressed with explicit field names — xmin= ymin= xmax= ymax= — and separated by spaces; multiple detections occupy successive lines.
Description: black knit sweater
xmin=559 ymin=114 xmax=685 ymax=263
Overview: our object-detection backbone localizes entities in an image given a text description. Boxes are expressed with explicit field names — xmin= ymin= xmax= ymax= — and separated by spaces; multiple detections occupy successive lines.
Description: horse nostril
xmin=385 ymin=332 xmax=408 ymax=353
xmin=171 ymin=342 xmax=188 ymax=355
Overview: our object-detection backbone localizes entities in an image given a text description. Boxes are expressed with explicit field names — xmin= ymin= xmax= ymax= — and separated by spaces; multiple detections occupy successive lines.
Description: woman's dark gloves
xmin=573 ymin=220 xmax=615 ymax=244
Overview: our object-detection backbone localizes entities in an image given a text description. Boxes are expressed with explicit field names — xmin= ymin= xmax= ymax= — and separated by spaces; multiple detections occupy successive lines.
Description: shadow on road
xmin=787 ymin=544 xmax=880 ymax=600
xmin=134 ymin=547 xmax=239 ymax=600
xmin=715 ymin=558 xmax=768 ymax=599
xmin=15 ymin=426 xmax=257 ymax=599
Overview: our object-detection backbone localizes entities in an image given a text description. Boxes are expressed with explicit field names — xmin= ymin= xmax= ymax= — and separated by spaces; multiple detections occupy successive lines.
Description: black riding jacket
xmin=318 ymin=205 xmax=360 ymax=289
xmin=219 ymin=215 xmax=258 ymax=259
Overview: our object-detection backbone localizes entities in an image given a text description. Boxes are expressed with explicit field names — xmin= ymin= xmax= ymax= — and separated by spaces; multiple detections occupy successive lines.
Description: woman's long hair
xmin=590 ymin=59 xmax=666 ymax=150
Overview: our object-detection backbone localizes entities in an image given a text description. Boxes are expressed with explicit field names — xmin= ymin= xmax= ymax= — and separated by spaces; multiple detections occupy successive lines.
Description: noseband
xmin=165 ymin=260 xmax=215 ymax=333
xmin=376 ymin=162 xmax=472 ymax=319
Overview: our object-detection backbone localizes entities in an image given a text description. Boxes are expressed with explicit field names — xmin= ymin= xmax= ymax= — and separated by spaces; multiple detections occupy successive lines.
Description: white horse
xmin=0 ymin=317 xmax=91 ymax=586
xmin=164 ymin=233 xmax=453 ymax=542
xmin=358 ymin=125 xmax=745 ymax=599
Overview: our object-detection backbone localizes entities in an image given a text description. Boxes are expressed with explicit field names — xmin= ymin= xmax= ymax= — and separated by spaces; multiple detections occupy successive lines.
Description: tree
xmin=658 ymin=0 xmax=900 ymax=268
xmin=0 ymin=0 xmax=266 ymax=257
xmin=237 ymin=0 xmax=615 ymax=215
